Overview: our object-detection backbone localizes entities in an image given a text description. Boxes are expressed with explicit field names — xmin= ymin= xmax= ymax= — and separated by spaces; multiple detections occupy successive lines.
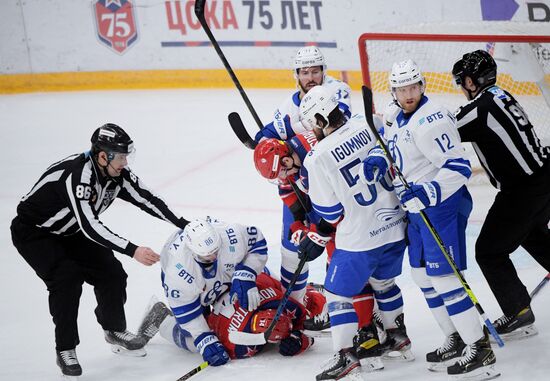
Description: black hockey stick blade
xmin=176 ymin=361 xmax=209 ymax=381
xmin=228 ymin=112 xmax=257 ymax=150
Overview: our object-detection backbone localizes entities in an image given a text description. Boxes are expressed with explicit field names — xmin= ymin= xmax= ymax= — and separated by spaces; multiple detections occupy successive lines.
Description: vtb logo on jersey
xmin=93 ymin=0 xmax=139 ymax=54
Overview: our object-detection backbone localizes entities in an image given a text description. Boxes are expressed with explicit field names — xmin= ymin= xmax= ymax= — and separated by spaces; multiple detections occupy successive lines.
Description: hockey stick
xmin=176 ymin=361 xmax=209 ymax=381
xmin=361 ymin=85 xmax=504 ymax=348
xmin=229 ymin=252 xmax=310 ymax=346
xmin=195 ymin=0 xmax=263 ymax=130
xmin=530 ymin=272 xmax=550 ymax=299
xmin=228 ymin=112 xmax=257 ymax=149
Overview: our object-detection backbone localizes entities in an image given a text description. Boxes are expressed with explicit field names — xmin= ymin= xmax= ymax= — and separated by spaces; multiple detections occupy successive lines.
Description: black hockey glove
xmin=297 ymin=231 xmax=331 ymax=262
xmin=279 ymin=331 xmax=314 ymax=356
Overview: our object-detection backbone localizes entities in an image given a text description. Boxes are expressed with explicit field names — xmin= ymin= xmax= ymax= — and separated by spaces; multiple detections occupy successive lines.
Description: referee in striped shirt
xmin=10 ymin=123 xmax=189 ymax=376
xmin=453 ymin=50 xmax=550 ymax=340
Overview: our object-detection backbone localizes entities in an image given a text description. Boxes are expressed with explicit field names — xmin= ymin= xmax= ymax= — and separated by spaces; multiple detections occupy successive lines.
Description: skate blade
xmin=338 ymin=366 xmax=365 ymax=381
xmin=428 ymin=359 xmax=457 ymax=372
xmin=490 ymin=324 xmax=538 ymax=343
xmin=60 ymin=375 xmax=80 ymax=380
xmin=449 ymin=365 xmax=500 ymax=381
xmin=359 ymin=356 xmax=384 ymax=373
xmin=382 ymin=348 xmax=415 ymax=362
xmin=110 ymin=344 xmax=146 ymax=357
xmin=304 ymin=329 xmax=332 ymax=338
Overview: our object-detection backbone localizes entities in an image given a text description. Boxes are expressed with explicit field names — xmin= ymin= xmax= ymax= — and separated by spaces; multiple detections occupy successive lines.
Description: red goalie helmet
xmin=250 ymin=309 xmax=293 ymax=343
xmin=253 ymin=139 xmax=292 ymax=180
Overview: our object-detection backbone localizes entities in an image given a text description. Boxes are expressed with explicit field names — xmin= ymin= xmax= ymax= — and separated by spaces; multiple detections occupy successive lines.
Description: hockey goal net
xmin=358 ymin=22 xmax=550 ymax=183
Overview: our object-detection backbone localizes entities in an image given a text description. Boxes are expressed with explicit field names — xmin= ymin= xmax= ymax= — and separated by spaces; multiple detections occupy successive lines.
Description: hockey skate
xmin=447 ymin=333 xmax=500 ymax=380
xmin=488 ymin=306 xmax=538 ymax=342
xmin=104 ymin=330 xmax=147 ymax=357
xmin=137 ymin=301 xmax=172 ymax=344
xmin=56 ymin=349 xmax=82 ymax=378
xmin=353 ymin=324 xmax=384 ymax=372
xmin=426 ymin=332 xmax=466 ymax=372
xmin=316 ymin=348 xmax=363 ymax=381
xmin=380 ymin=313 xmax=414 ymax=362
xmin=372 ymin=310 xmax=387 ymax=345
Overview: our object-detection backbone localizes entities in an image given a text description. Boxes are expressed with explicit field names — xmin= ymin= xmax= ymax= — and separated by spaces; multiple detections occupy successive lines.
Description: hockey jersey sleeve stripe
xmin=312 ymin=202 xmax=343 ymax=222
xmin=442 ymin=158 xmax=472 ymax=179
xmin=456 ymin=106 xmax=478 ymax=130
xmin=172 ymin=301 xmax=204 ymax=325
xmin=21 ymin=169 xmax=63 ymax=202
xmin=338 ymin=101 xmax=351 ymax=119
xmin=493 ymin=97 xmax=546 ymax=168
xmin=40 ymin=207 xmax=70 ymax=228
xmin=248 ymin=239 xmax=267 ymax=255
xmin=121 ymin=181 xmax=170 ymax=221
xmin=51 ymin=217 xmax=77 ymax=235
xmin=66 ymin=173 xmax=130 ymax=253
xmin=486 ymin=113 xmax=535 ymax=175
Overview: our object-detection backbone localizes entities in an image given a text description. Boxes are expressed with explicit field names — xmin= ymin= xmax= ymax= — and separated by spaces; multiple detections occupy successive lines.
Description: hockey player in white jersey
xmin=255 ymin=46 xmax=352 ymax=142
xmin=157 ymin=218 xmax=268 ymax=367
xmin=298 ymin=86 xmax=410 ymax=380
xmin=254 ymin=46 xmax=352 ymax=308
xmin=360 ymin=59 xmax=499 ymax=380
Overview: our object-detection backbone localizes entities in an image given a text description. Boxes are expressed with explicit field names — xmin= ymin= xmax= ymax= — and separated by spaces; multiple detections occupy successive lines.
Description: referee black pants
xmin=11 ymin=217 xmax=128 ymax=351
xmin=475 ymin=184 xmax=550 ymax=317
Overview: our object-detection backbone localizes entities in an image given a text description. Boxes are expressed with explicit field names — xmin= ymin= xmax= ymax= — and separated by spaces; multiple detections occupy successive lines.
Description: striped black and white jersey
xmin=16 ymin=151 xmax=188 ymax=256
xmin=456 ymin=85 xmax=549 ymax=190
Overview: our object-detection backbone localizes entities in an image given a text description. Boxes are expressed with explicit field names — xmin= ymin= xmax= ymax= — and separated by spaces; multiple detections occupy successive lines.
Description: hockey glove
xmin=194 ymin=332 xmax=229 ymax=366
xmin=395 ymin=181 xmax=440 ymax=213
xmin=279 ymin=331 xmax=314 ymax=356
xmin=289 ymin=221 xmax=309 ymax=246
xmin=230 ymin=264 xmax=261 ymax=311
xmin=359 ymin=146 xmax=390 ymax=184
xmin=297 ymin=231 xmax=331 ymax=262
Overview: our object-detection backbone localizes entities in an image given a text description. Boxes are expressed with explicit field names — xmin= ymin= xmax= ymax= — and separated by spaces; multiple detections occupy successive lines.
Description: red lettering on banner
xmin=222 ymin=0 xmax=238 ymax=29
xmin=165 ymin=1 xmax=186 ymax=35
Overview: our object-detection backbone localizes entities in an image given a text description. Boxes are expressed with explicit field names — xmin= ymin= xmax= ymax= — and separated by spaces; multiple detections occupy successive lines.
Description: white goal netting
xmin=358 ymin=22 xmax=550 ymax=183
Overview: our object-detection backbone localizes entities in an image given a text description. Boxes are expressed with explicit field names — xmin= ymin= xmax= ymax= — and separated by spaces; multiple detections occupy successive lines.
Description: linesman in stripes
xmin=453 ymin=49 xmax=550 ymax=340
xmin=10 ymin=123 xmax=189 ymax=377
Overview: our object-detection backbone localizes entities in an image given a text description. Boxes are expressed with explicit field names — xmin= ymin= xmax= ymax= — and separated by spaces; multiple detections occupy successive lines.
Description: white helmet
xmin=389 ymin=59 xmax=425 ymax=89
xmin=300 ymin=85 xmax=339 ymax=130
xmin=294 ymin=46 xmax=326 ymax=72
xmin=183 ymin=219 xmax=221 ymax=264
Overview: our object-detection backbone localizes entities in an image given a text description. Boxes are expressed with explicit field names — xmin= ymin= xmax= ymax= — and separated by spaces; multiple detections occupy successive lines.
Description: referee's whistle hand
xmin=134 ymin=246 xmax=160 ymax=266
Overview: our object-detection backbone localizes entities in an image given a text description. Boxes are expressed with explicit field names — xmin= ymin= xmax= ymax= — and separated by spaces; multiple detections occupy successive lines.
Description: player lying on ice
xmin=135 ymin=218 xmax=323 ymax=365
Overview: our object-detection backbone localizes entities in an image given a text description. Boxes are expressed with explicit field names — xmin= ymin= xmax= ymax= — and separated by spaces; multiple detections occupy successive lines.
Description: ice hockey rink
xmin=0 ymin=88 xmax=549 ymax=381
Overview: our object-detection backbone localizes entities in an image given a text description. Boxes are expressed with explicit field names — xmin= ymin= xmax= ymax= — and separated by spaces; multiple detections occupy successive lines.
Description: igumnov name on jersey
xmin=160 ymin=221 xmax=267 ymax=339
xmin=17 ymin=151 xmax=186 ymax=255
xmin=303 ymin=114 xmax=406 ymax=251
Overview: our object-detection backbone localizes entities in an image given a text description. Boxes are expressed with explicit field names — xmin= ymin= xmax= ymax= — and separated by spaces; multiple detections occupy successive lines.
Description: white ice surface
xmin=0 ymin=89 xmax=548 ymax=381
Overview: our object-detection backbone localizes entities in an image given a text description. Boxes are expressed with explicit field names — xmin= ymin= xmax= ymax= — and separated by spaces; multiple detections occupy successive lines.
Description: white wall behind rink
xmin=1 ymin=0 xmax=547 ymax=75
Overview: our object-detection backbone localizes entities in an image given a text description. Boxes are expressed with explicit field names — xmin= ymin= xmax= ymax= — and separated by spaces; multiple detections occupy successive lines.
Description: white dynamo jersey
xmin=304 ymin=115 xmax=406 ymax=252
xmin=160 ymin=220 xmax=267 ymax=339
xmin=271 ymin=75 xmax=352 ymax=140
xmin=384 ymin=96 xmax=471 ymax=202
